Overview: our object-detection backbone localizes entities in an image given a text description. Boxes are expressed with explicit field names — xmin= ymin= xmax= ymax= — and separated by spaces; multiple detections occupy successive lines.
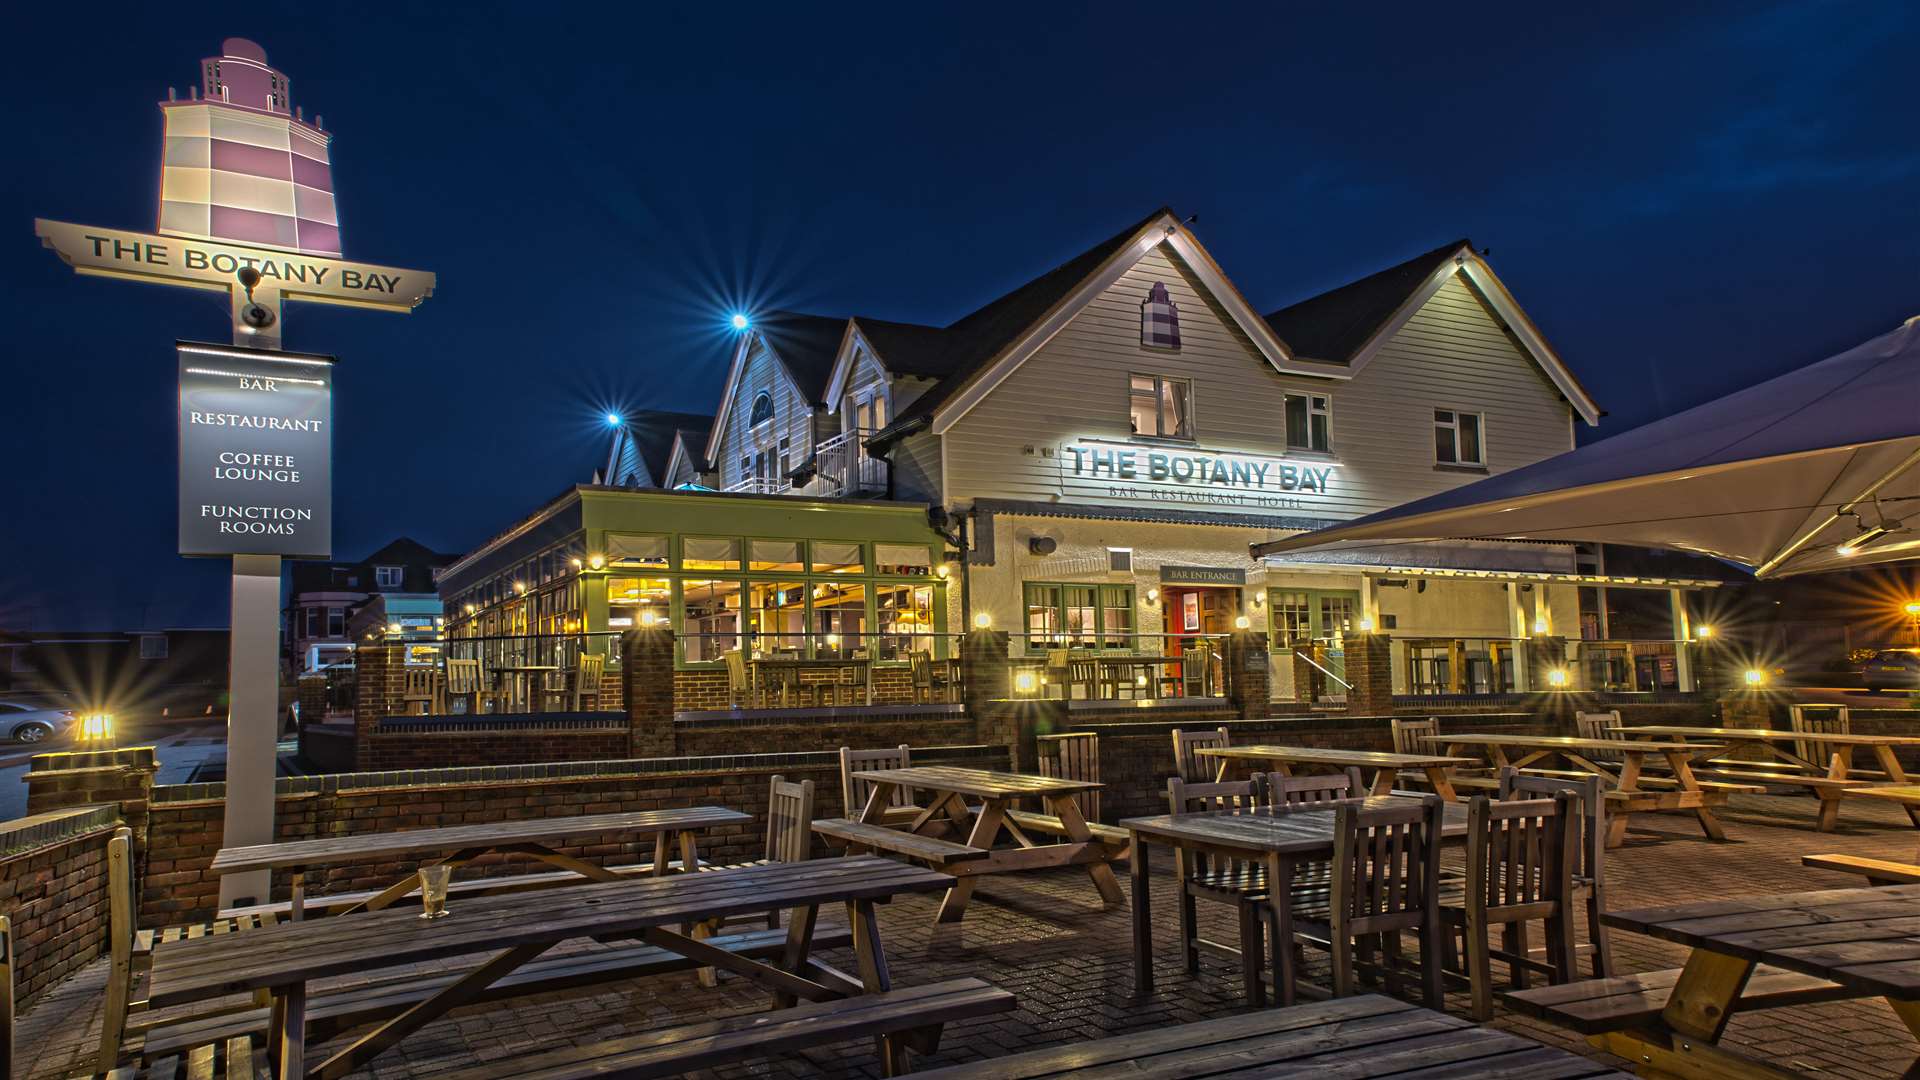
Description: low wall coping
xmin=0 ymin=804 xmax=120 ymax=858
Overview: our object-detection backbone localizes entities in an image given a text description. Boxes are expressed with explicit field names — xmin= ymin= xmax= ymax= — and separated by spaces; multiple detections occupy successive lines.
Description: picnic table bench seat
xmin=812 ymin=818 xmax=991 ymax=868
xmin=130 ymin=926 xmax=851 ymax=1063
xmin=100 ymin=1035 xmax=266 ymax=1080
xmin=1437 ymin=770 xmax=1761 ymax=795
xmin=1504 ymin=965 xmax=1849 ymax=1035
xmin=1801 ymin=853 xmax=1920 ymax=885
xmin=961 ymin=806 xmax=1131 ymax=850
xmin=215 ymin=859 xmax=703 ymax=921
xmin=428 ymin=977 xmax=1015 ymax=1080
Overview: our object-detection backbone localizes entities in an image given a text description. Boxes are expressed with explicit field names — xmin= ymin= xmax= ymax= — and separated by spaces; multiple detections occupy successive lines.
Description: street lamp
xmin=730 ymin=313 xmax=751 ymax=331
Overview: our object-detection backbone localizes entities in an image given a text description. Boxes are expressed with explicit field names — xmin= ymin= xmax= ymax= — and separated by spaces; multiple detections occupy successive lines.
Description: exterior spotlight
xmin=464 ymin=603 xmax=476 ymax=615
xmin=639 ymin=609 xmax=659 ymax=627
xmin=936 ymin=563 xmax=951 ymax=579
xmin=1744 ymin=669 xmax=1765 ymax=686
xmin=1905 ymin=602 xmax=1920 ymax=617
xmin=588 ymin=553 xmax=606 ymax=570
xmin=1135 ymin=673 xmax=1148 ymax=687
xmin=1695 ymin=624 xmax=1714 ymax=639
xmin=1252 ymin=592 xmax=1265 ymax=607
xmin=570 ymin=557 xmax=583 ymax=570
xmin=1234 ymin=615 xmax=1251 ymax=630
xmin=1014 ymin=670 xmax=1037 ymax=695
xmin=730 ymin=313 xmax=750 ymax=331
xmin=1358 ymin=618 xmax=1375 ymax=633
xmin=1546 ymin=668 xmax=1568 ymax=688
xmin=78 ymin=712 xmax=114 ymax=743
xmin=513 ymin=581 xmax=527 ymax=594
xmin=1532 ymin=617 xmax=1549 ymax=635
xmin=1146 ymin=587 xmax=1160 ymax=602
xmin=973 ymin=611 xmax=993 ymax=630
xmin=605 ymin=412 xmax=623 ymax=427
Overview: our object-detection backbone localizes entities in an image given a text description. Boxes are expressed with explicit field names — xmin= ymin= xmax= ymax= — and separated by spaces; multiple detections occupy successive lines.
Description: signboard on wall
xmin=177 ymin=341 xmax=334 ymax=558
xmin=1059 ymin=438 xmax=1337 ymax=511
xmin=1160 ymin=565 xmax=1247 ymax=586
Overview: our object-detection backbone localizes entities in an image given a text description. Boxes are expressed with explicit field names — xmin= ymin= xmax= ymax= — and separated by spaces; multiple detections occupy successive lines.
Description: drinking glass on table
xmin=418 ymin=864 xmax=453 ymax=919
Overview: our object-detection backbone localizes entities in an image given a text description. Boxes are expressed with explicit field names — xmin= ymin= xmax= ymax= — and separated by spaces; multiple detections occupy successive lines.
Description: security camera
xmin=241 ymin=302 xmax=276 ymax=329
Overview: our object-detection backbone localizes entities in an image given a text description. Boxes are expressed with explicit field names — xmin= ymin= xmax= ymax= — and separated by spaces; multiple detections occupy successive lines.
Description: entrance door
xmin=1160 ymin=585 xmax=1240 ymax=696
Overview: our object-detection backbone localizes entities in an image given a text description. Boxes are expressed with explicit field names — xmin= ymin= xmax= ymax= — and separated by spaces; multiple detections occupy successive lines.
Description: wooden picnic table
xmin=1196 ymin=744 xmax=1475 ymax=799
xmin=814 ymin=765 xmax=1125 ymax=923
xmin=1425 ymin=733 xmax=1726 ymax=847
xmin=146 ymin=855 xmax=949 ymax=1080
xmin=1122 ymin=796 xmax=1469 ymax=1004
xmin=1582 ymin=883 xmax=1920 ymax=1078
xmin=210 ymin=806 xmax=752 ymax=919
xmin=1616 ymin=724 xmax=1920 ymax=782
xmin=1847 ymin=785 xmax=1920 ymax=828
xmin=916 ymin=993 xmax=1630 ymax=1078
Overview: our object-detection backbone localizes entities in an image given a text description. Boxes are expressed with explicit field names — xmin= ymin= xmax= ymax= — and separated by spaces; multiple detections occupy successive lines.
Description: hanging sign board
xmin=1159 ymin=565 xmax=1247 ymax=586
xmin=177 ymin=341 xmax=335 ymax=559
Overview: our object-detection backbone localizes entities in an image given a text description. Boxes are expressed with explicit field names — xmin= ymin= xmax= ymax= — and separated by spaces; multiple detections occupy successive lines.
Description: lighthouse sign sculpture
xmin=33 ymin=39 xmax=435 ymax=907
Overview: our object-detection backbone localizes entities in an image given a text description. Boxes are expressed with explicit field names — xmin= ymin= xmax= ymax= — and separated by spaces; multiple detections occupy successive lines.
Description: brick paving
xmin=21 ymin=792 xmax=1920 ymax=1078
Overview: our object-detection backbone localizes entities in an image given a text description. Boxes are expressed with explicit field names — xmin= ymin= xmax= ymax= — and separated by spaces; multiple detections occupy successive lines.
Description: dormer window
xmin=749 ymin=391 xmax=774 ymax=427
xmin=1141 ymin=282 xmax=1181 ymax=349
xmin=374 ymin=566 xmax=402 ymax=588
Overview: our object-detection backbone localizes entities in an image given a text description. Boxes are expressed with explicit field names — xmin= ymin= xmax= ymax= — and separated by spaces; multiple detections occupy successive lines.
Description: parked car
xmin=0 ymin=699 xmax=76 ymax=743
xmin=1862 ymin=648 xmax=1920 ymax=693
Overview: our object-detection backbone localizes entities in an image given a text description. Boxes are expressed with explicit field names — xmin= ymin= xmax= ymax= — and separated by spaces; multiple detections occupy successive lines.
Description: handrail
xmin=1295 ymin=648 xmax=1352 ymax=690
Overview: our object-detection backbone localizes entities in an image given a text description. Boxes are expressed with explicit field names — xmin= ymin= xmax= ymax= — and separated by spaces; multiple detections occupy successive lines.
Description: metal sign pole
xmin=221 ymin=553 xmax=281 ymax=907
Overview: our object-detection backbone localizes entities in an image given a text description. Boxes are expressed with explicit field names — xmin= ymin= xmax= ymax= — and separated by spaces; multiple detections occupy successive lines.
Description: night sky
xmin=5 ymin=2 xmax=1917 ymax=629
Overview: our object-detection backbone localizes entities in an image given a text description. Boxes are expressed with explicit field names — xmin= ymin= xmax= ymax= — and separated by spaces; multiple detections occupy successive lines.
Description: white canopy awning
xmin=1255 ymin=318 xmax=1920 ymax=577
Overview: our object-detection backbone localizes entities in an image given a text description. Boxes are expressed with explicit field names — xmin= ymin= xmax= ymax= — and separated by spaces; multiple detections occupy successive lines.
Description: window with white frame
xmin=748 ymin=391 xmax=774 ymax=427
xmin=1129 ymin=374 xmax=1193 ymax=439
xmin=375 ymin=565 xmax=402 ymax=588
xmin=1433 ymin=408 xmax=1485 ymax=466
xmin=139 ymin=634 xmax=168 ymax=660
xmin=1284 ymin=392 xmax=1331 ymax=453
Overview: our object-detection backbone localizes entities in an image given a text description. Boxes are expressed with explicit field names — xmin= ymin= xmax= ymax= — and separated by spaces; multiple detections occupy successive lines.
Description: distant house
xmin=597 ymin=410 xmax=715 ymax=489
xmin=284 ymin=538 xmax=460 ymax=674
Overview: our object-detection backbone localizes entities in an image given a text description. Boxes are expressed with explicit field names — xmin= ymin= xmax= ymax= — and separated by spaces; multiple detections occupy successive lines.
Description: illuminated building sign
xmin=1059 ymin=438 xmax=1336 ymax=510
xmin=178 ymin=341 xmax=334 ymax=558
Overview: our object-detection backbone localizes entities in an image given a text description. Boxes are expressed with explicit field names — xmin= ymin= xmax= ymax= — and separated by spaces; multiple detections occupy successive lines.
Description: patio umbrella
xmin=1254 ymin=317 xmax=1920 ymax=577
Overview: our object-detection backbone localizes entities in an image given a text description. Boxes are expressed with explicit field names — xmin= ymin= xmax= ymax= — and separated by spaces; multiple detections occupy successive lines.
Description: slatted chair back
xmin=1791 ymin=705 xmax=1851 ymax=769
xmin=1573 ymin=710 xmax=1625 ymax=762
xmin=445 ymin=659 xmax=485 ymax=714
xmin=1390 ymin=717 xmax=1440 ymax=756
xmin=1330 ymin=795 xmax=1446 ymax=941
xmin=910 ymin=653 xmax=935 ymax=702
xmin=840 ymin=744 xmax=914 ymax=815
xmin=1067 ymin=657 xmax=1100 ymax=700
xmin=1038 ymin=732 xmax=1101 ymax=821
xmin=1499 ymin=769 xmax=1602 ymax=885
xmin=1266 ymin=768 xmax=1363 ymax=806
xmin=1452 ymin=790 xmax=1579 ymax=1017
xmin=764 ymin=775 xmax=816 ymax=863
xmin=1181 ymin=650 xmax=1212 ymax=697
xmin=1168 ymin=774 xmax=1266 ymax=884
xmin=401 ymin=667 xmax=439 ymax=714
xmin=723 ymin=649 xmax=750 ymax=706
xmin=1171 ymin=726 xmax=1231 ymax=783
xmin=572 ymin=653 xmax=607 ymax=710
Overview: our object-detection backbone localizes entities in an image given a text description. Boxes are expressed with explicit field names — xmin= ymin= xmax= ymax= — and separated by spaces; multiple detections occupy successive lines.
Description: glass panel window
xmin=1434 ymin=408 xmax=1484 ymax=465
xmin=1269 ymin=590 xmax=1312 ymax=648
xmin=1285 ymin=393 xmax=1332 ymax=452
xmin=1100 ymin=585 xmax=1134 ymax=649
xmin=1024 ymin=583 xmax=1062 ymax=648
xmin=874 ymin=544 xmax=931 ymax=575
xmin=607 ymin=533 xmax=668 ymax=568
xmin=682 ymin=537 xmax=740 ymax=571
xmin=748 ymin=580 xmax=806 ymax=655
xmin=1062 ymin=585 xmax=1099 ymax=648
xmin=304 ymin=607 xmax=320 ymax=638
xmin=326 ymin=609 xmax=345 ymax=637
xmin=812 ymin=581 xmax=867 ymax=657
xmin=876 ymin=583 xmax=934 ymax=659
xmin=749 ymin=540 xmax=804 ymax=572
xmin=810 ymin=541 xmax=865 ymax=574
xmin=1319 ymin=594 xmax=1358 ymax=638
xmin=1128 ymin=374 xmax=1194 ymax=439
xmin=606 ymin=576 xmax=670 ymax=629
xmin=681 ymin=580 xmax=740 ymax=662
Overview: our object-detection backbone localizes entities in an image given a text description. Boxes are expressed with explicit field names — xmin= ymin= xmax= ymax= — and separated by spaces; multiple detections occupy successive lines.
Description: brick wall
xmin=358 ymin=728 xmax=633 ymax=770
xmin=673 ymin=665 xmax=925 ymax=711
xmin=674 ymin=716 xmax=978 ymax=758
xmin=0 ymin=808 xmax=119 ymax=1005
xmin=1345 ymin=633 xmax=1394 ymax=715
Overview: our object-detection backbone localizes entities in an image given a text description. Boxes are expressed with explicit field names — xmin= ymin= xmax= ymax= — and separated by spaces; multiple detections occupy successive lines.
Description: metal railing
xmin=811 ymin=428 xmax=886 ymax=496
xmin=722 ymin=476 xmax=792 ymax=495
xmin=1008 ymin=632 xmax=1233 ymax=701
xmin=1380 ymin=635 xmax=1700 ymax=695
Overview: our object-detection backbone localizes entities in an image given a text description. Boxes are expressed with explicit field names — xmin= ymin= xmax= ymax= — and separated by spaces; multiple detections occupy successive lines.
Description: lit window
xmin=1140 ymin=282 xmax=1181 ymax=349
xmin=682 ymin=537 xmax=741 ymax=571
xmin=1285 ymin=393 xmax=1331 ymax=453
xmin=1129 ymin=374 xmax=1193 ymax=439
xmin=749 ymin=540 xmax=804 ymax=572
xmin=1434 ymin=409 xmax=1484 ymax=466
xmin=810 ymin=541 xmax=865 ymax=574
xmin=875 ymin=544 xmax=932 ymax=575
xmin=749 ymin=391 xmax=774 ymax=427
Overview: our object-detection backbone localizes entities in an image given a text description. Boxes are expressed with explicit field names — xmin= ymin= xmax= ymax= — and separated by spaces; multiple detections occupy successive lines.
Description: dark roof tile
xmin=1262 ymin=239 xmax=1470 ymax=364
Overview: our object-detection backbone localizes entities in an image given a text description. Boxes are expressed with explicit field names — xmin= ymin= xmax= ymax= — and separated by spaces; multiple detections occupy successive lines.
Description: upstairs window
xmin=374 ymin=565 xmax=402 ymax=588
xmin=1434 ymin=409 xmax=1484 ymax=466
xmin=1140 ymin=281 xmax=1181 ymax=349
xmin=748 ymin=391 xmax=774 ymax=427
xmin=1129 ymin=374 xmax=1193 ymax=440
xmin=139 ymin=635 xmax=168 ymax=660
xmin=1285 ymin=392 xmax=1331 ymax=453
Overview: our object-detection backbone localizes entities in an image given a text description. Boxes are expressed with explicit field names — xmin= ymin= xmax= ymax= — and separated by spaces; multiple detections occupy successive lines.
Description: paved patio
xmin=21 ymin=792 xmax=1920 ymax=1079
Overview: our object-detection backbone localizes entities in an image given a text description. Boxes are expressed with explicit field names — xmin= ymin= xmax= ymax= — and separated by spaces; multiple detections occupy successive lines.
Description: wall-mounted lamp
xmin=973 ymin=611 xmax=993 ymax=630
xmin=1358 ymin=618 xmax=1375 ymax=633
xmin=570 ymin=557 xmax=583 ymax=570
xmin=1014 ymin=670 xmax=1037 ymax=694
xmin=1694 ymin=624 xmax=1715 ymax=639
xmin=936 ymin=563 xmax=951 ymax=579
xmin=1146 ymin=587 xmax=1160 ymax=602
xmin=588 ymin=553 xmax=606 ymax=570
xmin=639 ymin=609 xmax=659 ymax=627
xmin=1234 ymin=615 xmax=1251 ymax=630
xmin=1744 ymin=669 xmax=1766 ymax=686
xmin=1532 ymin=617 xmax=1549 ymax=635
xmin=1546 ymin=668 xmax=1568 ymax=688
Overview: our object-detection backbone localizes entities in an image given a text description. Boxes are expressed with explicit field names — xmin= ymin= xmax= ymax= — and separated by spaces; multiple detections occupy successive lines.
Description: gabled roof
xmin=755 ymin=311 xmax=849 ymax=402
xmin=850 ymin=317 xmax=950 ymax=378
xmin=664 ymin=426 xmax=712 ymax=483
xmin=1263 ymin=240 xmax=1603 ymax=424
xmin=603 ymin=409 xmax=714 ymax=487
xmin=1263 ymin=239 xmax=1467 ymax=364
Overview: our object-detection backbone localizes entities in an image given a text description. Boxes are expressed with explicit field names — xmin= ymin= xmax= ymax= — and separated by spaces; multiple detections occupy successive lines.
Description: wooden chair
xmin=1044 ymin=649 xmax=1072 ymax=699
xmin=1167 ymin=774 xmax=1270 ymax=1001
xmin=569 ymin=652 xmax=607 ymax=710
xmin=1439 ymin=791 xmax=1580 ymax=1020
xmin=1573 ymin=710 xmax=1625 ymax=763
xmin=840 ymin=744 xmax=924 ymax=827
xmin=1037 ymin=732 xmax=1100 ymax=822
xmin=444 ymin=659 xmax=493 ymax=714
xmin=1791 ymin=704 xmax=1852 ymax=773
xmin=1181 ymin=649 xmax=1213 ymax=697
xmin=909 ymin=653 xmax=938 ymax=704
xmin=1283 ymin=795 xmax=1447 ymax=1007
xmin=1172 ymin=726 xmax=1231 ymax=783
xmin=1067 ymin=656 xmax=1101 ymax=700
xmin=699 ymin=775 xmax=817 ymax=986
xmin=723 ymin=648 xmax=753 ymax=708
xmin=400 ymin=667 xmax=442 ymax=715
xmin=1390 ymin=716 xmax=1439 ymax=755
xmin=1501 ymin=768 xmax=1613 ymax=977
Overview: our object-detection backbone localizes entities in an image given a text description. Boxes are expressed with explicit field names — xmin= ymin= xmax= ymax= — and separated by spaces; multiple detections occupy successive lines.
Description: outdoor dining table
xmin=1424 ymin=732 xmax=1725 ymax=847
xmin=1615 ymin=724 xmax=1920 ymax=783
xmin=1196 ymin=744 xmax=1476 ymax=799
xmin=210 ymin=806 xmax=752 ymax=919
xmin=1572 ymin=883 xmax=1920 ymax=1078
xmin=145 ymin=855 xmax=950 ymax=1080
xmin=750 ymin=656 xmax=872 ymax=705
xmin=1122 ymin=795 xmax=1469 ymax=1004
xmin=817 ymin=765 xmax=1125 ymax=922
xmin=489 ymin=663 xmax=557 ymax=712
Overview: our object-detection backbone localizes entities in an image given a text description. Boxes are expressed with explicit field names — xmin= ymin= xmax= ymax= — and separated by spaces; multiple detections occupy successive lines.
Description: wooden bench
xmin=1445 ymin=771 xmax=1760 ymax=795
xmin=812 ymin=819 xmax=992 ymax=869
xmin=1505 ymin=964 xmax=1850 ymax=1035
xmin=216 ymin=860 xmax=702 ymax=921
xmin=1800 ymin=853 xmax=1920 ymax=885
xmin=131 ymin=926 xmax=851 ymax=1063
xmin=1844 ymin=784 xmax=1920 ymax=828
xmin=103 ymin=1035 xmax=266 ymax=1079
xmin=956 ymin=806 xmax=1130 ymax=854
xmin=1692 ymin=768 xmax=1868 ymax=830
xmin=429 ymin=977 xmax=1015 ymax=1079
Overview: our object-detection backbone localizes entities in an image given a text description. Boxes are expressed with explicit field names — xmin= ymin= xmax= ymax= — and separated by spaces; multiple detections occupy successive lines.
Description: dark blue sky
xmin=5 ymin=2 xmax=1917 ymax=629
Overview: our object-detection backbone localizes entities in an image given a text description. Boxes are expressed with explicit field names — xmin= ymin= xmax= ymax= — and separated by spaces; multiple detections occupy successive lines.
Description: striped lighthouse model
xmin=157 ymin=38 xmax=342 ymax=257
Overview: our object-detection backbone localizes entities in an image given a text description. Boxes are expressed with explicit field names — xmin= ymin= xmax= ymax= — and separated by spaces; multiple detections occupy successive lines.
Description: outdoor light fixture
xmin=1234 ymin=615 xmax=1251 ymax=630
xmin=1014 ymin=670 xmax=1037 ymax=694
xmin=1532 ymin=617 xmax=1549 ymax=635
xmin=1905 ymin=602 xmax=1920 ymax=616
xmin=825 ymin=633 xmax=840 ymax=647
xmin=974 ymin=612 xmax=993 ymax=629
xmin=1253 ymin=592 xmax=1265 ymax=607
xmin=513 ymin=581 xmax=526 ymax=594
xmin=1744 ymin=669 xmax=1766 ymax=686
xmin=464 ymin=603 xmax=476 ymax=615
xmin=936 ymin=564 xmax=951 ymax=579
xmin=588 ymin=553 xmax=606 ymax=570
xmin=1546 ymin=669 xmax=1568 ymax=688
xmin=78 ymin=712 xmax=114 ymax=743
xmin=387 ymin=623 xmax=402 ymax=634
xmin=605 ymin=412 xmax=623 ymax=427
xmin=730 ymin=313 xmax=751 ymax=331
xmin=640 ymin=610 xmax=659 ymax=627
xmin=1146 ymin=587 xmax=1160 ymax=602
xmin=570 ymin=557 xmax=583 ymax=570
xmin=1358 ymin=618 xmax=1375 ymax=632
xmin=1695 ymin=625 xmax=1715 ymax=639
xmin=1838 ymin=525 xmax=1894 ymax=557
